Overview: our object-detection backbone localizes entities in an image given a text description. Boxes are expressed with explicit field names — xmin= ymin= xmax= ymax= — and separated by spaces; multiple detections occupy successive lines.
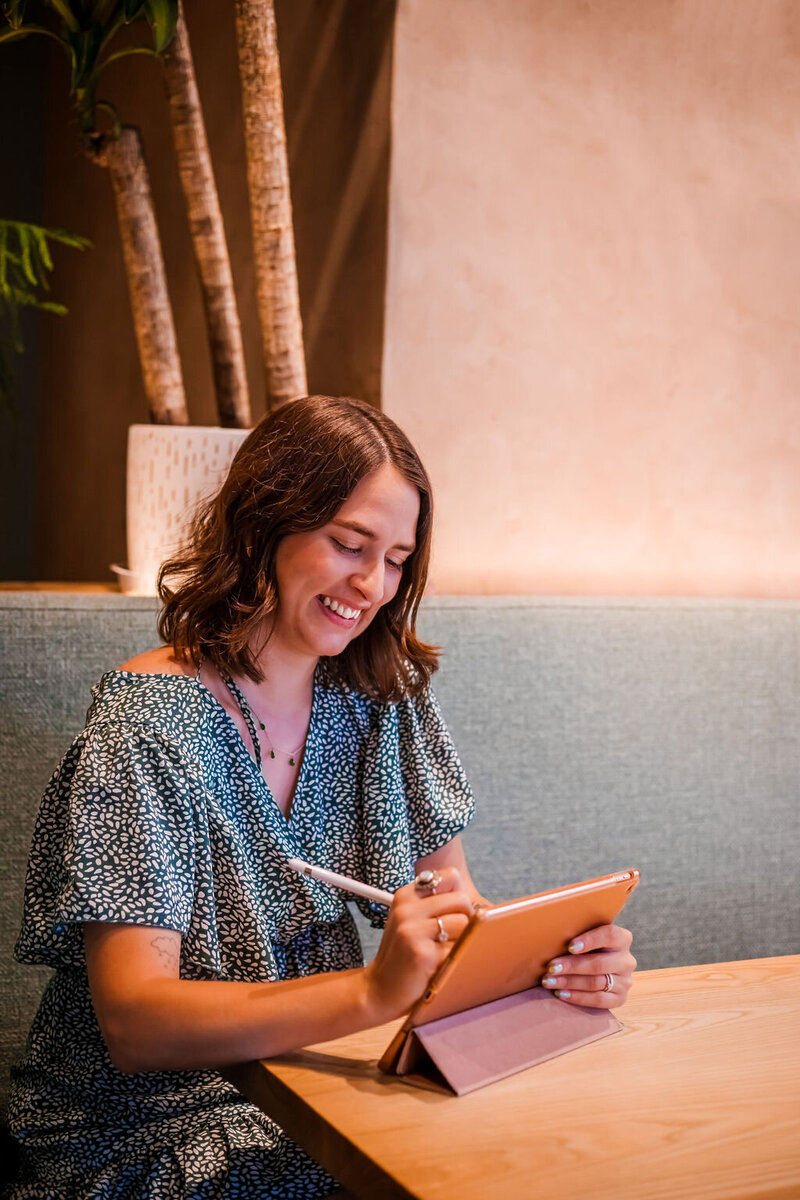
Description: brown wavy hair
xmin=158 ymin=396 xmax=439 ymax=701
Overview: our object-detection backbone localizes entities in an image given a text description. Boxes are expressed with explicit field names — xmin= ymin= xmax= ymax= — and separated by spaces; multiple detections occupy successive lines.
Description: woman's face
xmin=271 ymin=463 xmax=421 ymax=664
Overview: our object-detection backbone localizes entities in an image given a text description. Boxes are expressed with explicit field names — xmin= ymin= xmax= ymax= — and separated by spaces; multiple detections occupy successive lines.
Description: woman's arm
xmin=84 ymin=868 xmax=473 ymax=1075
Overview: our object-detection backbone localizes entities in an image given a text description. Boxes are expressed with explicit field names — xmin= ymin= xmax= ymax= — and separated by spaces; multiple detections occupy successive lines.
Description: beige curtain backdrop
xmin=383 ymin=0 xmax=800 ymax=597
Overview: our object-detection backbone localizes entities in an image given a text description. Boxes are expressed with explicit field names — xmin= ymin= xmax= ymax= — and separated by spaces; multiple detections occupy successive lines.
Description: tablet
xmin=378 ymin=867 xmax=640 ymax=1075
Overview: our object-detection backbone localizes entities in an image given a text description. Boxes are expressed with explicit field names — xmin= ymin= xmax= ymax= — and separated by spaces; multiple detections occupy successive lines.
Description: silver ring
xmin=436 ymin=917 xmax=449 ymax=943
xmin=415 ymin=869 xmax=442 ymax=895
xmin=602 ymin=973 xmax=614 ymax=992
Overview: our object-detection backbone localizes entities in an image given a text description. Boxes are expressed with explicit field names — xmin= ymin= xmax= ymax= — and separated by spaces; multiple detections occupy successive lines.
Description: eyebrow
xmin=332 ymin=519 xmax=415 ymax=554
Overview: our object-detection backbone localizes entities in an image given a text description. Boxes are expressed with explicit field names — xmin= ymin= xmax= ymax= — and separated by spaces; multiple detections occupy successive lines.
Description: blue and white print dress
xmin=9 ymin=664 xmax=475 ymax=1199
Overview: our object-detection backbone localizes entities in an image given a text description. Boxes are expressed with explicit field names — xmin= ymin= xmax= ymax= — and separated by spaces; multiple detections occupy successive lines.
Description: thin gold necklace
xmin=250 ymin=704 xmax=307 ymax=766
xmin=222 ymin=674 xmax=307 ymax=766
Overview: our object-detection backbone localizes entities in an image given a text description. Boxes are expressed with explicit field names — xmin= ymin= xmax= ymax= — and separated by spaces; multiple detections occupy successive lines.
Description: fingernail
xmin=547 ymin=961 xmax=563 ymax=973
xmin=568 ymin=940 xmax=584 ymax=953
xmin=542 ymin=975 xmax=558 ymax=987
xmin=555 ymin=990 xmax=571 ymax=999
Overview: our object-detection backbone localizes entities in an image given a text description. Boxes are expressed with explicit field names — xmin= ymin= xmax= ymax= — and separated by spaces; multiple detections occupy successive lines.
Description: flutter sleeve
xmin=354 ymin=686 xmax=475 ymax=927
xmin=15 ymin=719 xmax=214 ymax=972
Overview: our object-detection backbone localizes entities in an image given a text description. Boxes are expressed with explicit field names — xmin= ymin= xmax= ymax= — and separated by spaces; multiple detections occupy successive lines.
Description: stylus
xmin=287 ymin=857 xmax=394 ymax=906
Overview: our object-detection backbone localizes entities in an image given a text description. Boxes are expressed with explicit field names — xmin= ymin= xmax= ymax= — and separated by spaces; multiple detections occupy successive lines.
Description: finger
xmin=550 ymin=987 xmax=619 ymax=1009
xmin=418 ymin=890 xmax=475 ymax=920
xmin=394 ymin=884 xmax=474 ymax=920
xmin=566 ymin=923 xmax=633 ymax=955
xmin=417 ymin=865 xmax=464 ymax=894
xmin=428 ymin=912 xmax=470 ymax=946
xmin=542 ymin=970 xmax=631 ymax=995
xmin=544 ymin=949 xmax=636 ymax=977
xmin=396 ymin=866 xmax=465 ymax=904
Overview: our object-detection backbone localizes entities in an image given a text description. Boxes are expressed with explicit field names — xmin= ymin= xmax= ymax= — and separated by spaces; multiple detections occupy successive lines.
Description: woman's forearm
xmin=98 ymin=967 xmax=381 ymax=1074
xmin=84 ymin=922 xmax=390 ymax=1074
xmin=85 ymin=866 xmax=476 ymax=1075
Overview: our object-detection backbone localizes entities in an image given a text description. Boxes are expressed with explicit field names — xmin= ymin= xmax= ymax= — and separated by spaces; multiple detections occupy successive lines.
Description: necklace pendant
xmin=289 ymin=756 xmax=295 ymax=766
xmin=270 ymin=749 xmax=275 ymax=759
xmin=259 ymin=721 xmax=266 ymax=730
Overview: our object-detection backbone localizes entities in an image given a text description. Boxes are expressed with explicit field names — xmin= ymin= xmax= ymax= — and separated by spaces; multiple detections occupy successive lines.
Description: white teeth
xmin=322 ymin=596 xmax=359 ymax=620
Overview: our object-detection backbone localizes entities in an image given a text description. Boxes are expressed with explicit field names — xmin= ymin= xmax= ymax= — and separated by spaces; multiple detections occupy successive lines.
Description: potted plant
xmin=1 ymin=0 xmax=306 ymax=592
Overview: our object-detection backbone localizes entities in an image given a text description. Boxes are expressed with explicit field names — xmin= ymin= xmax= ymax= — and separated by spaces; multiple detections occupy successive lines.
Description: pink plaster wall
xmin=383 ymin=0 xmax=800 ymax=596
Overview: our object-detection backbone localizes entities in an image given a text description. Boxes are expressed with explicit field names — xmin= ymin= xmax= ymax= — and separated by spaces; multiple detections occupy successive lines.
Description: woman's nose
xmin=351 ymin=558 xmax=384 ymax=603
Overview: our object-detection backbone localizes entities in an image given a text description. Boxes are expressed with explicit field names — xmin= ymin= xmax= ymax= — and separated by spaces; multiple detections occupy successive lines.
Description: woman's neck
xmin=244 ymin=639 xmax=317 ymax=715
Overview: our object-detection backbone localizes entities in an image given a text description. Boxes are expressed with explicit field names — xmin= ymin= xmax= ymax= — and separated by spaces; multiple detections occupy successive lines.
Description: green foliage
xmin=142 ymin=0 xmax=177 ymax=53
xmin=0 ymin=220 xmax=90 ymax=405
xmin=2 ymin=0 xmax=26 ymax=27
xmin=0 ymin=0 xmax=178 ymax=143
xmin=0 ymin=1 xmax=177 ymax=405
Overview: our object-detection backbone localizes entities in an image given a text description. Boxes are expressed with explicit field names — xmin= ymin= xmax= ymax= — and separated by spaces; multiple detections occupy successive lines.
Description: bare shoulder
xmin=117 ymin=646 xmax=195 ymax=677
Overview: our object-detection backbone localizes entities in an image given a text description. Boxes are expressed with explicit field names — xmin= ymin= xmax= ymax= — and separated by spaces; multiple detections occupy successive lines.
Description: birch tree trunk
xmin=162 ymin=2 xmax=251 ymax=428
xmin=234 ymin=0 xmax=307 ymax=409
xmin=99 ymin=127 xmax=189 ymax=424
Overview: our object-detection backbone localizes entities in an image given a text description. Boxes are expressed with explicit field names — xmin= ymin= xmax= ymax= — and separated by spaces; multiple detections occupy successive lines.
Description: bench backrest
xmin=3 ymin=593 xmax=799 ymax=1113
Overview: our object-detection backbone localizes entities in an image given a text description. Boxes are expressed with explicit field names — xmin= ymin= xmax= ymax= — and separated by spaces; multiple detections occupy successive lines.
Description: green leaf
xmin=0 ymin=220 xmax=89 ymax=408
xmin=90 ymin=0 xmax=116 ymax=19
xmin=4 ymin=286 xmax=57 ymax=312
xmin=0 ymin=220 xmax=90 ymax=305
xmin=91 ymin=98 xmax=121 ymax=136
xmin=97 ymin=42 xmax=159 ymax=73
xmin=67 ymin=25 xmax=104 ymax=89
xmin=142 ymin=0 xmax=177 ymax=52
xmin=0 ymin=23 xmax=65 ymax=49
xmin=32 ymin=226 xmax=54 ymax=276
xmin=18 ymin=225 xmax=37 ymax=287
xmin=8 ymin=290 xmax=68 ymax=314
xmin=44 ymin=0 xmax=80 ymax=31
xmin=96 ymin=5 xmax=124 ymax=50
xmin=37 ymin=226 xmax=92 ymax=251
xmin=1 ymin=0 xmax=28 ymax=30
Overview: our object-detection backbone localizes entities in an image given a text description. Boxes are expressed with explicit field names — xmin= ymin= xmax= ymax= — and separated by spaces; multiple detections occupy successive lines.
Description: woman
xmin=9 ymin=397 xmax=635 ymax=1198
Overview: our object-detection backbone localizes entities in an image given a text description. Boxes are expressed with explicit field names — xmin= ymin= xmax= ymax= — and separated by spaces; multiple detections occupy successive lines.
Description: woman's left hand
xmin=541 ymin=923 xmax=636 ymax=1008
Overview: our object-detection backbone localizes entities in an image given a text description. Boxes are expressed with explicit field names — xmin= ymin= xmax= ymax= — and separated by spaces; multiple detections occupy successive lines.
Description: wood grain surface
xmin=224 ymin=956 xmax=800 ymax=1200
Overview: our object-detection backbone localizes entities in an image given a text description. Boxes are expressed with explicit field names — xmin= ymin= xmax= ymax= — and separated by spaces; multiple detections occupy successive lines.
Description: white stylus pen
xmin=287 ymin=857 xmax=394 ymax=906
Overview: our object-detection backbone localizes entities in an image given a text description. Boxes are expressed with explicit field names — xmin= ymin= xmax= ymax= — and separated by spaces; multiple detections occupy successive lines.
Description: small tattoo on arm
xmin=150 ymin=933 xmax=179 ymax=971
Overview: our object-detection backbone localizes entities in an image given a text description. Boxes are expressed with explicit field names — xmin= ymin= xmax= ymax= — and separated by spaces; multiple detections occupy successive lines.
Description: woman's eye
xmin=331 ymin=536 xmax=405 ymax=571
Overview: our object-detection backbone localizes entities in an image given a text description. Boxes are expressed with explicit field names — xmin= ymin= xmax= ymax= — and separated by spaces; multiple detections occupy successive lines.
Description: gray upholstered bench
xmin=3 ymin=592 xmax=799 ymax=1119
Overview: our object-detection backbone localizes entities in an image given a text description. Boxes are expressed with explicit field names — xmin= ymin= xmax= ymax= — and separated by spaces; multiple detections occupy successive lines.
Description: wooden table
xmin=224 ymin=956 xmax=800 ymax=1200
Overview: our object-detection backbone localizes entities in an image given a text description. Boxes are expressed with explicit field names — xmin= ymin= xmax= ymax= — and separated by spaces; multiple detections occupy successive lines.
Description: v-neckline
xmin=218 ymin=669 xmax=319 ymax=827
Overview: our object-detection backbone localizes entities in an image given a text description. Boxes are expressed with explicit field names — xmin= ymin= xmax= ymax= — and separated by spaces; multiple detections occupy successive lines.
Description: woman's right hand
xmin=363 ymin=867 xmax=474 ymax=1023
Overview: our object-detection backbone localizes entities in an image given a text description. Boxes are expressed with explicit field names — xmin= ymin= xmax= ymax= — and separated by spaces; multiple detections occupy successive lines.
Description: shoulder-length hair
xmin=158 ymin=396 xmax=439 ymax=701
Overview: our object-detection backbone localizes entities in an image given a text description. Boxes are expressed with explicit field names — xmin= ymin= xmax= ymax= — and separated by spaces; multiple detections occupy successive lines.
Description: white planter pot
xmin=111 ymin=424 xmax=250 ymax=596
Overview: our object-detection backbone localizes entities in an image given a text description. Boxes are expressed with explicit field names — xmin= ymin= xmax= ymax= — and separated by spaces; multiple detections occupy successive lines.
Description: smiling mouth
xmin=319 ymin=595 xmax=363 ymax=622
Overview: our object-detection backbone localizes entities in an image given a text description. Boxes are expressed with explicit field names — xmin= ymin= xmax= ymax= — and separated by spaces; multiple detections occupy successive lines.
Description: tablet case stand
xmin=382 ymin=985 xmax=622 ymax=1096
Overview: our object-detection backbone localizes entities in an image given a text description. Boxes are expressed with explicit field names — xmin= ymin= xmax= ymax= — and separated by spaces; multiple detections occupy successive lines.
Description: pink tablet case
xmin=393 ymin=985 xmax=622 ymax=1096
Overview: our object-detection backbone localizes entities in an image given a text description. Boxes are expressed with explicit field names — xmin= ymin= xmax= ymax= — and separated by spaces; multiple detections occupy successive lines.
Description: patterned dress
xmin=9 ymin=665 xmax=474 ymax=1199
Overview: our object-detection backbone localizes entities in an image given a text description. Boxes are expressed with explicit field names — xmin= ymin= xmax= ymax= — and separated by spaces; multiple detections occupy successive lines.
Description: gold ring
xmin=436 ymin=917 xmax=449 ymax=943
